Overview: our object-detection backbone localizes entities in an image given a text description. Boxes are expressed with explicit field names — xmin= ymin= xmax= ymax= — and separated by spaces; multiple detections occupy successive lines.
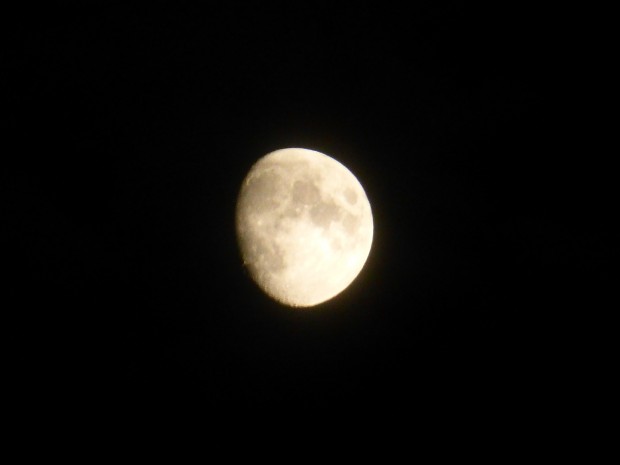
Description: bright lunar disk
xmin=236 ymin=148 xmax=373 ymax=307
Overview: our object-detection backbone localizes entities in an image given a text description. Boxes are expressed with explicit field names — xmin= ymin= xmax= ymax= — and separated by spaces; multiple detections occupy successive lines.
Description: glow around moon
xmin=236 ymin=148 xmax=373 ymax=307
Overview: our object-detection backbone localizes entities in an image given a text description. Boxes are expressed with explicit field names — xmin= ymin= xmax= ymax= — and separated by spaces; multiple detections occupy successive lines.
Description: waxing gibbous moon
xmin=236 ymin=147 xmax=373 ymax=307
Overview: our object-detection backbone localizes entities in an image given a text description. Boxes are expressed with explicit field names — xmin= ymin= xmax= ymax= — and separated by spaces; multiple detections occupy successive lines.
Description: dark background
xmin=4 ymin=3 xmax=612 ymax=421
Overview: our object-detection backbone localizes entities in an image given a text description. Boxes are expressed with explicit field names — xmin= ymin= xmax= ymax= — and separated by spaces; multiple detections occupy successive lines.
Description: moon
xmin=236 ymin=148 xmax=373 ymax=307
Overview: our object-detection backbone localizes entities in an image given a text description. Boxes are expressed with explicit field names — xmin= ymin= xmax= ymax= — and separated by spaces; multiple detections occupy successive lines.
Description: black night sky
xmin=5 ymin=3 xmax=612 ymax=423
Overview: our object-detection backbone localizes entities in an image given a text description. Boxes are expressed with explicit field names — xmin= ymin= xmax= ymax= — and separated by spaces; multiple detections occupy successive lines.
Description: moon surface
xmin=236 ymin=148 xmax=373 ymax=307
